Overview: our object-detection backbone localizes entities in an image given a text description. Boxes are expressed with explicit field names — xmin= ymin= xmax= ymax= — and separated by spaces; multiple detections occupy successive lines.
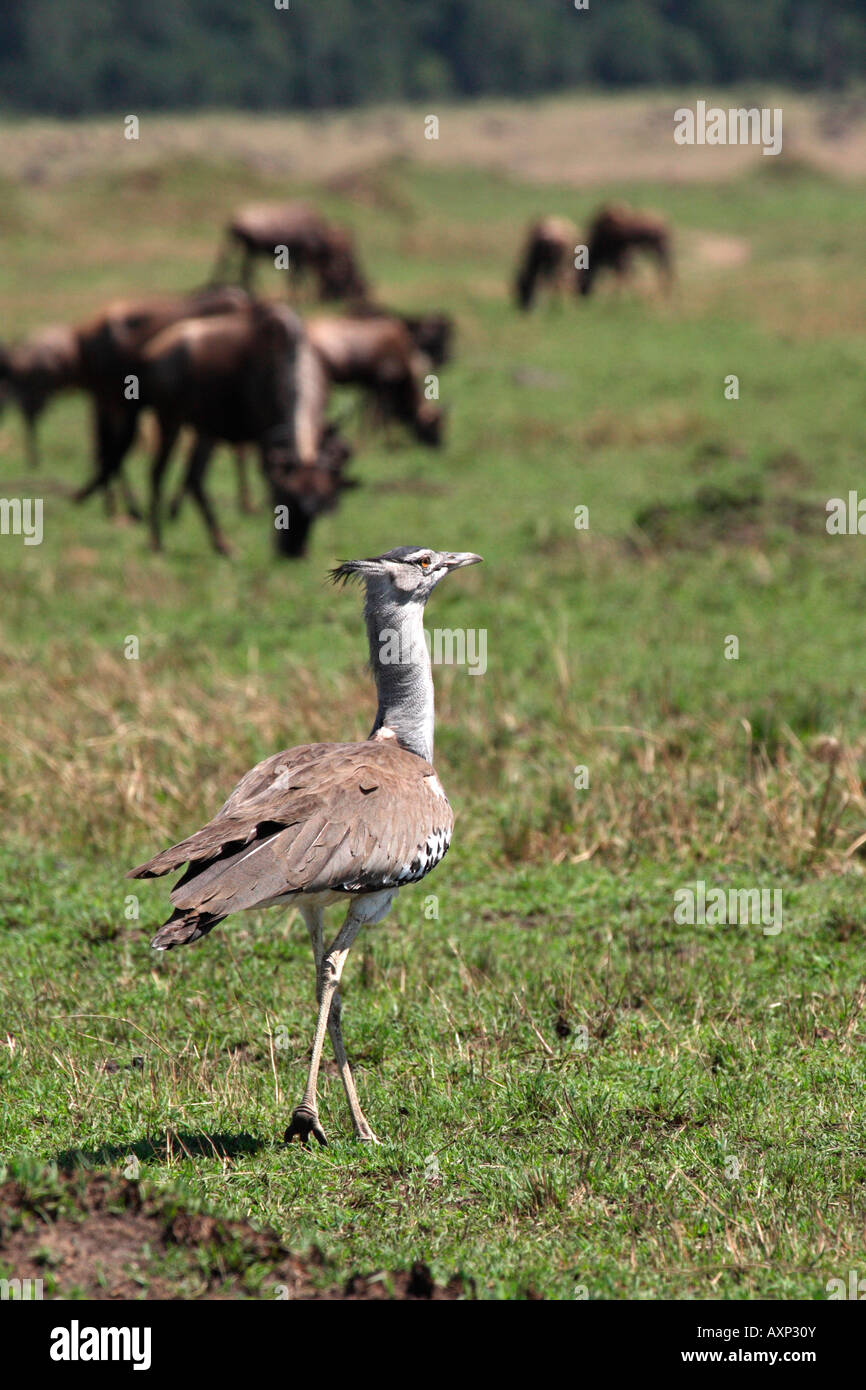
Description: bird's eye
xmin=418 ymin=555 xmax=431 ymax=569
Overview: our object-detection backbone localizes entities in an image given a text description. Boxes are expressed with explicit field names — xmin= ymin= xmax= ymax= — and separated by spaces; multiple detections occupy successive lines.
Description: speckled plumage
xmin=129 ymin=739 xmax=453 ymax=949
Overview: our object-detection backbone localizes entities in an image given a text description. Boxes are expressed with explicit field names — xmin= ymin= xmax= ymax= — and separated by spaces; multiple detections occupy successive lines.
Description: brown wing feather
xmin=128 ymin=740 xmax=453 ymax=923
xmin=128 ymin=744 xmax=335 ymax=878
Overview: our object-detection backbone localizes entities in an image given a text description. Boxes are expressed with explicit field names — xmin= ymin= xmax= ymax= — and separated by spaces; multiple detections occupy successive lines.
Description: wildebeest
xmin=307 ymin=315 xmax=443 ymax=447
xmin=513 ymin=216 xmax=578 ymax=311
xmin=135 ymin=301 xmax=355 ymax=557
xmin=577 ymin=204 xmax=672 ymax=297
xmin=0 ymin=325 xmax=82 ymax=469
xmin=73 ymin=287 xmax=251 ymax=516
xmin=345 ymin=303 xmax=455 ymax=369
xmin=212 ymin=203 xmax=368 ymax=302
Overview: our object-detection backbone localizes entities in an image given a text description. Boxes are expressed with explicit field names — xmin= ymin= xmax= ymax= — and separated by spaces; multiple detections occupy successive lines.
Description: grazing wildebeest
xmin=307 ymin=315 xmax=443 ymax=448
xmin=577 ymin=204 xmax=673 ymax=297
xmin=137 ymin=301 xmax=355 ymax=557
xmin=513 ymin=216 xmax=578 ymax=311
xmin=345 ymin=303 xmax=455 ymax=369
xmin=0 ymin=325 xmax=82 ymax=469
xmin=73 ymin=287 xmax=251 ymax=516
xmin=212 ymin=203 xmax=368 ymax=302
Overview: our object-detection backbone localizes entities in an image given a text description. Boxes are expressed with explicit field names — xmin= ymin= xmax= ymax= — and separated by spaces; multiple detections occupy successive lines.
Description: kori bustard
xmin=128 ymin=546 xmax=482 ymax=1145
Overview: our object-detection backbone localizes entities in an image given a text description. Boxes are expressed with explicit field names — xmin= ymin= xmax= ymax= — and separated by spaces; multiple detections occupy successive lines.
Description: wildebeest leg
xmin=23 ymin=417 xmax=38 ymax=472
xmin=239 ymin=247 xmax=255 ymax=293
xmin=577 ymin=259 xmax=596 ymax=297
xmin=288 ymin=261 xmax=306 ymax=301
xmin=555 ymin=248 xmax=575 ymax=306
xmin=22 ymin=407 xmax=40 ymax=470
xmin=148 ymin=418 xmax=181 ymax=552
xmin=167 ymin=466 xmax=187 ymax=520
xmin=185 ymin=435 xmax=232 ymax=556
xmin=75 ymin=401 xmax=138 ymax=505
xmin=208 ymin=232 xmax=233 ymax=287
xmin=655 ymin=240 xmax=674 ymax=293
xmin=117 ymin=464 xmax=142 ymax=521
xmin=382 ymin=372 xmax=421 ymax=441
xmin=617 ymin=247 xmax=636 ymax=289
xmin=233 ymin=446 xmax=256 ymax=514
xmin=363 ymin=390 xmax=391 ymax=443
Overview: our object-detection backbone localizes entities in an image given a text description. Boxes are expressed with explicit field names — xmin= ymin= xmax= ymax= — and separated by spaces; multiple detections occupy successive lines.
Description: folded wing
xmin=128 ymin=740 xmax=453 ymax=946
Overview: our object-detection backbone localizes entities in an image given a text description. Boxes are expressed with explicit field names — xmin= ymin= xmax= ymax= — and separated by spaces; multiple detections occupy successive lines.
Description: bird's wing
xmin=127 ymin=740 xmax=454 ymax=919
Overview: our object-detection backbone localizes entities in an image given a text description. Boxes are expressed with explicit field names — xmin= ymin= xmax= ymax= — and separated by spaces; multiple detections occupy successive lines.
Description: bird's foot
xmin=284 ymin=1104 xmax=328 ymax=1147
xmin=354 ymin=1121 xmax=381 ymax=1145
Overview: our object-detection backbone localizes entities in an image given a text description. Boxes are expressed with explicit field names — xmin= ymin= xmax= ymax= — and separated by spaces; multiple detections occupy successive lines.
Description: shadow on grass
xmin=53 ymin=1130 xmax=265 ymax=1173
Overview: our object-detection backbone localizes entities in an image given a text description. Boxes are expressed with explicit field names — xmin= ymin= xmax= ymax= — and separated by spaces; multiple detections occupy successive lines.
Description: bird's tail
xmin=151 ymin=909 xmax=223 ymax=951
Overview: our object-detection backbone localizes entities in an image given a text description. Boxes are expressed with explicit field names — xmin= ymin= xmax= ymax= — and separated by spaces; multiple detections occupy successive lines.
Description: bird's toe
xmin=284 ymin=1106 xmax=328 ymax=1148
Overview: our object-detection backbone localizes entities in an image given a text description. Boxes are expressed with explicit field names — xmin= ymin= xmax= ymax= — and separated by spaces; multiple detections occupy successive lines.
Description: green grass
xmin=1 ymin=137 xmax=866 ymax=1299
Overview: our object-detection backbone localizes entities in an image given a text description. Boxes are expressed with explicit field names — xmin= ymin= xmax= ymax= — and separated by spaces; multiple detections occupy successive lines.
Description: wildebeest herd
xmin=0 ymin=199 xmax=669 ymax=559
xmin=515 ymin=203 xmax=672 ymax=309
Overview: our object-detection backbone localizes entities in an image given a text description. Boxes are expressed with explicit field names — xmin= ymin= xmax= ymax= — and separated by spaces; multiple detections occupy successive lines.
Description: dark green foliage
xmin=2 ymin=1 xmax=865 ymax=117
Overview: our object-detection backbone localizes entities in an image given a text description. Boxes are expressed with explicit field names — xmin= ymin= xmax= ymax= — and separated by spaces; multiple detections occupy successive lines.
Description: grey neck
xmin=364 ymin=582 xmax=434 ymax=763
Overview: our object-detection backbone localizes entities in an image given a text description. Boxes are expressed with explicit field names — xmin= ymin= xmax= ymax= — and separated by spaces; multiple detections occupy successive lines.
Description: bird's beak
xmin=445 ymin=552 xmax=483 ymax=570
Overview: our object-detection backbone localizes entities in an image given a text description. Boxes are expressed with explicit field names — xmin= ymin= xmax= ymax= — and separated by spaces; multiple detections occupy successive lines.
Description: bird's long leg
xmin=300 ymin=906 xmax=379 ymax=1144
xmin=327 ymin=987 xmax=379 ymax=1144
xmin=285 ymin=911 xmax=363 ymax=1147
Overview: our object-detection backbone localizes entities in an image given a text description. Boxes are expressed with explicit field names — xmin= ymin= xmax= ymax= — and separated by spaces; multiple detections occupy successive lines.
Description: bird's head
xmin=330 ymin=546 xmax=482 ymax=606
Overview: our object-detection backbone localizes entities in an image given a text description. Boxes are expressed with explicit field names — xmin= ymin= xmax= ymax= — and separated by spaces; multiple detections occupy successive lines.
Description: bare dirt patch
xmin=693 ymin=233 xmax=752 ymax=268
xmin=0 ymin=1168 xmax=469 ymax=1300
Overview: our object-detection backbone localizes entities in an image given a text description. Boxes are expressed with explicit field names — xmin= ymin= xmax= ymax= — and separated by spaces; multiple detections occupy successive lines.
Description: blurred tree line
xmin=0 ymin=0 xmax=863 ymax=116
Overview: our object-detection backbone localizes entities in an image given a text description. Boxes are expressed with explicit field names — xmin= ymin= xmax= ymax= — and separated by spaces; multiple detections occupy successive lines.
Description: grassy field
xmin=1 ymin=109 xmax=866 ymax=1299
